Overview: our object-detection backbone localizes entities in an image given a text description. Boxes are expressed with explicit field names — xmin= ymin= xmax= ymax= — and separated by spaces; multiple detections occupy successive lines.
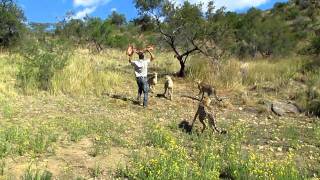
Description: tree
xmin=85 ymin=17 xmax=113 ymax=52
xmin=0 ymin=0 xmax=25 ymax=48
xmin=108 ymin=11 xmax=126 ymax=26
xmin=255 ymin=16 xmax=296 ymax=57
xmin=133 ymin=15 xmax=155 ymax=32
xmin=135 ymin=0 xmax=206 ymax=77
xmin=60 ymin=19 xmax=86 ymax=44
xmin=199 ymin=6 xmax=238 ymax=64
xmin=29 ymin=22 xmax=52 ymax=42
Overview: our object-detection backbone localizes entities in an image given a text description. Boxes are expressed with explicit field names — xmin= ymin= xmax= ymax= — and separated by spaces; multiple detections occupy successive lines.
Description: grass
xmin=119 ymin=122 xmax=303 ymax=179
xmin=0 ymin=49 xmax=319 ymax=178
xmin=22 ymin=167 xmax=52 ymax=180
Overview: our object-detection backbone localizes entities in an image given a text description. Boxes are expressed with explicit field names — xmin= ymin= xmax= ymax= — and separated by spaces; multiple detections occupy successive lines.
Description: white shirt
xmin=131 ymin=59 xmax=150 ymax=77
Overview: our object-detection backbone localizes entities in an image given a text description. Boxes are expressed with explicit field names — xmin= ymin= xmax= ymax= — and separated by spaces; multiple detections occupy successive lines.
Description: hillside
xmin=0 ymin=50 xmax=319 ymax=179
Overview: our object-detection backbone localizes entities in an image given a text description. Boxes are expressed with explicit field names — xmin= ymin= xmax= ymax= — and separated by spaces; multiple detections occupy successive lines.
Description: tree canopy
xmin=0 ymin=0 xmax=25 ymax=48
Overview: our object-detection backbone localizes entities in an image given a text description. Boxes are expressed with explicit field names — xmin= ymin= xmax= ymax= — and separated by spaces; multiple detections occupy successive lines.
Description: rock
xmin=271 ymin=101 xmax=300 ymax=116
xmin=277 ymin=147 xmax=282 ymax=152
xmin=258 ymin=99 xmax=273 ymax=112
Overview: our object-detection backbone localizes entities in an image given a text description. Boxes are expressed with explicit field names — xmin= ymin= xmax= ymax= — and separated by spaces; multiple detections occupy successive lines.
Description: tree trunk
xmin=178 ymin=60 xmax=186 ymax=77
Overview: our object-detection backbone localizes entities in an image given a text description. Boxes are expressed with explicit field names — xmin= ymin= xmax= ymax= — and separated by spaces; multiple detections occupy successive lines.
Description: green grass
xmin=22 ymin=167 xmax=52 ymax=180
xmin=118 ymin=122 xmax=303 ymax=180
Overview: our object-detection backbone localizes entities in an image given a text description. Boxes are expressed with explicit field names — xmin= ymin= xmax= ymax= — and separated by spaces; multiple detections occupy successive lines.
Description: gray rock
xmin=271 ymin=101 xmax=300 ymax=116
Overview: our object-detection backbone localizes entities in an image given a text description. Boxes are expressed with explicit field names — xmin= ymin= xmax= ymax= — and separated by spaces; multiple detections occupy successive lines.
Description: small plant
xmin=0 ymin=159 xmax=5 ymax=176
xmin=22 ymin=167 xmax=52 ymax=180
xmin=90 ymin=163 xmax=103 ymax=178
xmin=1 ymin=103 xmax=14 ymax=119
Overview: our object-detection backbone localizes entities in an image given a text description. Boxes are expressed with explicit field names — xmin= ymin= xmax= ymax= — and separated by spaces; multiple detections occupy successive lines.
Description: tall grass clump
xmin=0 ymin=124 xmax=58 ymax=157
xmin=22 ymin=167 xmax=52 ymax=180
xmin=52 ymin=49 xmax=131 ymax=96
xmin=187 ymin=57 xmax=242 ymax=89
xmin=0 ymin=54 xmax=19 ymax=97
xmin=17 ymin=39 xmax=71 ymax=93
xmin=187 ymin=57 xmax=305 ymax=92
xmin=293 ymin=63 xmax=320 ymax=116
xmin=243 ymin=58 xmax=304 ymax=88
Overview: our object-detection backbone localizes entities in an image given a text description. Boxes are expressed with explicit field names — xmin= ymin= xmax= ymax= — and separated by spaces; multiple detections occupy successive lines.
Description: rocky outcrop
xmin=271 ymin=101 xmax=300 ymax=116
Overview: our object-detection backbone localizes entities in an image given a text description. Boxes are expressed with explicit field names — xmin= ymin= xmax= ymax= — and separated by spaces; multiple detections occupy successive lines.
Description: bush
xmin=310 ymin=36 xmax=320 ymax=56
xmin=17 ymin=39 xmax=71 ymax=92
xmin=107 ymin=35 xmax=129 ymax=49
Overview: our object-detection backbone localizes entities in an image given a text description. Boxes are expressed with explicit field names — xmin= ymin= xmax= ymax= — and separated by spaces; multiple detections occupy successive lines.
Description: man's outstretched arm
xmin=129 ymin=55 xmax=133 ymax=63
xmin=147 ymin=50 xmax=155 ymax=61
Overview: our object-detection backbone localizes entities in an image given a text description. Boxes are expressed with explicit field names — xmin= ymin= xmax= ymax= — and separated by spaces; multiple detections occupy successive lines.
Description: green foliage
xmin=17 ymin=39 xmax=71 ymax=91
xmin=310 ymin=36 xmax=320 ymax=56
xmin=55 ymin=19 xmax=86 ymax=44
xmin=234 ymin=8 xmax=296 ymax=58
xmin=133 ymin=15 xmax=155 ymax=32
xmin=107 ymin=34 xmax=129 ymax=49
xmin=119 ymin=123 xmax=303 ymax=179
xmin=0 ymin=125 xmax=58 ymax=158
xmin=0 ymin=0 xmax=25 ymax=48
xmin=307 ymin=99 xmax=320 ymax=116
xmin=90 ymin=163 xmax=103 ymax=178
xmin=22 ymin=167 xmax=52 ymax=180
xmin=0 ymin=98 xmax=14 ymax=119
xmin=0 ymin=159 xmax=5 ymax=176
xmin=108 ymin=11 xmax=126 ymax=26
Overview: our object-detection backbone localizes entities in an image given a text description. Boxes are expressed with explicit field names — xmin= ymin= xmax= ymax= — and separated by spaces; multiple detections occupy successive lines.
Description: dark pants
xmin=136 ymin=76 xmax=149 ymax=107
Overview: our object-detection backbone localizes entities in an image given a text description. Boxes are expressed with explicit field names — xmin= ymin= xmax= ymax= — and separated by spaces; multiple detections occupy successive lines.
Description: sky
xmin=18 ymin=0 xmax=289 ymax=23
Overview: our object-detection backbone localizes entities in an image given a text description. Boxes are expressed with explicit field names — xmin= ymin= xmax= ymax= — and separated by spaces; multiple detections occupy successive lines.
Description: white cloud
xmin=73 ymin=0 xmax=110 ymax=7
xmin=175 ymin=0 xmax=270 ymax=11
xmin=72 ymin=0 xmax=111 ymax=20
xmin=111 ymin=8 xmax=117 ymax=12
xmin=72 ymin=6 xmax=97 ymax=19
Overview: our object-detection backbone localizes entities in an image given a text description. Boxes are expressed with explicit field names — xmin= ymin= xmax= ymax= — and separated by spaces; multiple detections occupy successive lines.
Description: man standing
xmin=129 ymin=49 xmax=155 ymax=108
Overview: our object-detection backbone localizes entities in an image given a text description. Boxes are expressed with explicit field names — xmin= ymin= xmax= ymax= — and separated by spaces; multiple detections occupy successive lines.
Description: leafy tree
xmin=58 ymin=19 xmax=86 ymax=45
xmin=133 ymin=15 xmax=155 ymax=32
xmin=0 ymin=0 xmax=25 ymax=48
xmin=135 ymin=0 xmax=207 ymax=77
xmin=29 ymin=22 xmax=52 ymax=42
xmin=108 ymin=11 xmax=126 ymax=26
xmin=85 ymin=17 xmax=113 ymax=52
xmin=200 ymin=6 xmax=238 ymax=64
xmin=234 ymin=8 xmax=263 ymax=58
xmin=255 ymin=16 xmax=296 ymax=57
xmin=233 ymin=7 xmax=296 ymax=58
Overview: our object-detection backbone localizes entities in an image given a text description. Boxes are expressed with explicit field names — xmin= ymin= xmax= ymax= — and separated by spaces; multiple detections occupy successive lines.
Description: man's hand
xmin=128 ymin=55 xmax=133 ymax=63
xmin=147 ymin=50 xmax=155 ymax=61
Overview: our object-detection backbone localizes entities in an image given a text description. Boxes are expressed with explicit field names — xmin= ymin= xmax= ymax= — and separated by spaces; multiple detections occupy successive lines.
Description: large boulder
xmin=271 ymin=101 xmax=300 ymax=116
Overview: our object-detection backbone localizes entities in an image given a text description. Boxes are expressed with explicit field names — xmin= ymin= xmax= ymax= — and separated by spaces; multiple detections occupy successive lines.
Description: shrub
xmin=17 ymin=39 xmax=71 ymax=92
xmin=107 ymin=35 xmax=129 ymax=49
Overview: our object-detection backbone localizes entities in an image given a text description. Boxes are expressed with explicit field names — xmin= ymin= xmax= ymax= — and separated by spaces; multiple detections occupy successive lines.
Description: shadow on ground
xmin=178 ymin=120 xmax=193 ymax=134
xmin=180 ymin=95 xmax=201 ymax=102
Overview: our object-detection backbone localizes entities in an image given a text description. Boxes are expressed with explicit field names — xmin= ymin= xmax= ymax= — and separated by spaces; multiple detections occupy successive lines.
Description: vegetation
xmin=0 ymin=0 xmax=319 ymax=179
xmin=0 ymin=0 xmax=25 ymax=48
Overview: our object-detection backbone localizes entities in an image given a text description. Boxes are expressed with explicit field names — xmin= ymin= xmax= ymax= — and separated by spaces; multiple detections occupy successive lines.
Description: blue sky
xmin=18 ymin=0 xmax=288 ymax=23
